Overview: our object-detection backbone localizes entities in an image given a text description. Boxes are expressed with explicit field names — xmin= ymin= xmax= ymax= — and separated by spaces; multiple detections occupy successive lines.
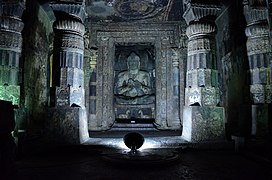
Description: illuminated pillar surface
xmin=51 ymin=3 xmax=85 ymax=107
xmin=244 ymin=3 xmax=272 ymax=137
xmin=182 ymin=2 xmax=225 ymax=142
xmin=0 ymin=1 xmax=25 ymax=105
xmin=47 ymin=2 xmax=89 ymax=144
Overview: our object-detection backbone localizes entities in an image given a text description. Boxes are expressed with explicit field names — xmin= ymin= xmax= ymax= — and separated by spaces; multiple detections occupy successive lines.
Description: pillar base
xmin=251 ymin=104 xmax=270 ymax=138
xmin=46 ymin=106 xmax=89 ymax=144
xmin=182 ymin=106 xmax=225 ymax=142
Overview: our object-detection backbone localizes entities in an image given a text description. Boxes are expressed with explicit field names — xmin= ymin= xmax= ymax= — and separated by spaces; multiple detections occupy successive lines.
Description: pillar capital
xmin=50 ymin=3 xmax=86 ymax=23
xmin=53 ymin=19 xmax=85 ymax=36
xmin=0 ymin=1 xmax=25 ymax=18
xmin=245 ymin=21 xmax=269 ymax=38
xmin=0 ymin=1 xmax=25 ymax=37
xmin=186 ymin=22 xmax=216 ymax=39
xmin=183 ymin=2 xmax=221 ymax=25
xmin=1 ymin=16 xmax=24 ymax=32
xmin=243 ymin=4 xmax=268 ymax=25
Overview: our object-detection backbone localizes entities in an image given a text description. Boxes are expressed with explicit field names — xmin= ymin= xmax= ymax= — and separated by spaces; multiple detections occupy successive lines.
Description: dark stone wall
xmin=216 ymin=1 xmax=251 ymax=138
xmin=19 ymin=1 xmax=54 ymax=135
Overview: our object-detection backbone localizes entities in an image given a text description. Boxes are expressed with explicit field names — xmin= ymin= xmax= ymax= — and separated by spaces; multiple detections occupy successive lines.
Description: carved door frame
xmin=88 ymin=22 xmax=184 ymax=131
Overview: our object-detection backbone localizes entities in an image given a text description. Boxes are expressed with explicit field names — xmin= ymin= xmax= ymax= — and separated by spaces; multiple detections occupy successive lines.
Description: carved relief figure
xmin=114 ymin=52 xmax=154 ymax=104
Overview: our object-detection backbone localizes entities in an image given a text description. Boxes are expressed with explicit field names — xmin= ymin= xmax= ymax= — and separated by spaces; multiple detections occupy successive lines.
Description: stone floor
xmin=4 ymin=139 xmax=272 ymax=180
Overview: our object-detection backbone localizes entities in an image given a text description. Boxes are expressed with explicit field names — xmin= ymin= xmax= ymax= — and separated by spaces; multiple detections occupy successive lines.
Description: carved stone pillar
xmin=185 ymin=22 xmax=219 ymax=106
xmin=243 ymin=2 xmax=272 ymax=137
xmin=182 ymin=2 xmax=225 ymax=142
xmin=0 ymin=1 xmax=25 ymax=105
xmin=266 ymin=0 xmax=272 ymax=138
xmin=51 ymin=4 xmax=85 ymax=107
xmin=47 ymin=2 xmax=89 ymax=144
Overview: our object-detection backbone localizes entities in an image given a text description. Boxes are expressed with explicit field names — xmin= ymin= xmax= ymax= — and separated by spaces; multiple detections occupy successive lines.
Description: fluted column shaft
xmin=0 ymin=1 xmax=25 ymax=105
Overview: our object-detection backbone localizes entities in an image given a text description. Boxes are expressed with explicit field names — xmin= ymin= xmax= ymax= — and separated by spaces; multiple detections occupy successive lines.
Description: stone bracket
xmin=50 ymin=3 xmax=86 ymax=23
xmin=183 ymin=3 xmax=221 ymax=24
xmin=243 ymin=4 xmax=268 ymax=25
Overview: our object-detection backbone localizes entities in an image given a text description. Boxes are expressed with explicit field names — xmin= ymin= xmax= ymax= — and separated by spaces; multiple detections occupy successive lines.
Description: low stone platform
xmin=89 ymin=122 xmax=182 ymax=138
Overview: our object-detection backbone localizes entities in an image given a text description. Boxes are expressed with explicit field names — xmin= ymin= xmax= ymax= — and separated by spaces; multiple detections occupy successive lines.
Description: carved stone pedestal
xmin=182 ymin=106 xmax=225 ymax=142
xmin=47 ymin=107 xmax=89 ymax=144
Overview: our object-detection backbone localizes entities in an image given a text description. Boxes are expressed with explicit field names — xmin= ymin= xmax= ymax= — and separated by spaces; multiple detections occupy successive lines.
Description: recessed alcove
xmin=86 ymin=22 xmax=184 ymax=137
xmin=113 ymin=44 xmax=155 ymax=124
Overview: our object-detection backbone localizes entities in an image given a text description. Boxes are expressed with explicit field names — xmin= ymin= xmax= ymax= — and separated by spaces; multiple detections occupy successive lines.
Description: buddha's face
xmin=127 ymin=57 xmax=140 ymax=70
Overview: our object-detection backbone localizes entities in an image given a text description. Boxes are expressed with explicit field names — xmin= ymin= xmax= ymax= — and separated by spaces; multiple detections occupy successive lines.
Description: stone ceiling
xmin=85 ymin=0 xmax=184 ymax=22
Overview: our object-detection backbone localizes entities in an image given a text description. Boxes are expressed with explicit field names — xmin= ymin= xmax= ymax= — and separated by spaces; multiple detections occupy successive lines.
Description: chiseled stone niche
xmin=88 ymin=22 xmax=183 ymax=131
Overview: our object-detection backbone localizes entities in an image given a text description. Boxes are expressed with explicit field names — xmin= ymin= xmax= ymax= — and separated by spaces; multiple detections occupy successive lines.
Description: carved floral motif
xmin=114 ymin=0 xmax=167 ymax=20
xmin=250 ymin=84 xmax=265 ymax=104
xmin=246 ymin=37 xmax=269 ymax=56
xmin=0 ymin=30 xmax=23 ymax=51
xmin=0 ymin=85 xmax=20 ymax=105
